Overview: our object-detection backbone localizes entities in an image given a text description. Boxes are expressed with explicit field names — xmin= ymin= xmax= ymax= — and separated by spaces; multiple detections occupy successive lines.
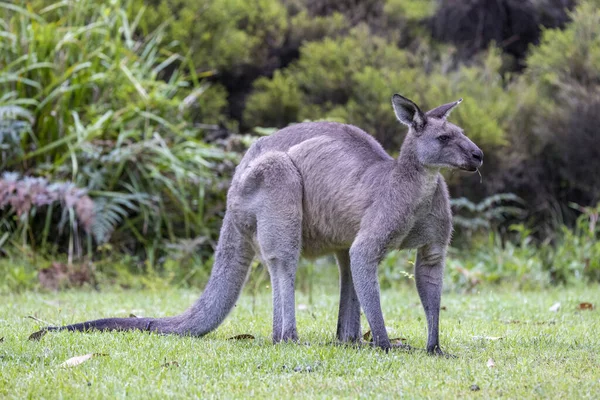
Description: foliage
xmin=445 ymin=227 xmax=550 ymax=291
xmin=488 ymin=1 xmax=600 ymax=231
xmin=450 ymin=193 xmax=525 ymax=238
xmin=0 ymin=0 xmax=234 ymax=271
xmin=384 ymin=0 xmax=437 ymax=21
xmin=0 ymin=173 xmax=94 ymax=259
xmin=544 ymin=203 xmax=600 ymax=284
xmin=287 ymin=10 xmax=350 ymax=47
xmin=243 ymin=71 xmax=302 ymax=128
xmin=136 ymin=0 xmax=288 ymax=72
xmin=245 ymin=27 xmax=511 ymax=150
xmin=1 ymin=0 xmax=598 ymax=290
xmin=377 ymin=202 xmax=600 ymax=291
xmin=525 ymin=1 xmax=600 ymax=96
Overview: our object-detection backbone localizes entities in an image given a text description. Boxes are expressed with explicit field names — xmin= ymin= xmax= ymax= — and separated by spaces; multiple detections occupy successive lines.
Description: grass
xmin=1 ymin=285 xmax=599 ymax=399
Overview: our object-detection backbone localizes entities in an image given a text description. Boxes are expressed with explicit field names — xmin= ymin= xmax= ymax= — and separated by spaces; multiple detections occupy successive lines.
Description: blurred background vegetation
xmin=0 ymin=0 xmax=598 ymax=293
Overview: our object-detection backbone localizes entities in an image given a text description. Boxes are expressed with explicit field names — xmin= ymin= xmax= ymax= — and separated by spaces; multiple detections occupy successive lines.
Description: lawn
xmin=1 ymin=285 xmax=599 ymax=399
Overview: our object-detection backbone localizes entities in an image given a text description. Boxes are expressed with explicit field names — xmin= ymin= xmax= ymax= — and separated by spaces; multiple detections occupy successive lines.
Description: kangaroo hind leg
xmin=241 ymin=152 xmax=303 ymax=343
xmin=336 ymin=250 xmax=362 ymax=343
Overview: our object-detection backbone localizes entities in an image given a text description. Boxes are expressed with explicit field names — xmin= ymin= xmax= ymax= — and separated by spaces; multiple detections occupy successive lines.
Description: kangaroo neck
xmin=395 ymin=135 xmax=440 ymax=186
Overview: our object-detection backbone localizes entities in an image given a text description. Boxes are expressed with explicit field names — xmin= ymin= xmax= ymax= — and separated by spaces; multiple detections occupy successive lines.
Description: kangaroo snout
xmin=465 ymin=146 xmax=483 ymax=171
xmin=472 ymin=148 xmax=483 ymax=163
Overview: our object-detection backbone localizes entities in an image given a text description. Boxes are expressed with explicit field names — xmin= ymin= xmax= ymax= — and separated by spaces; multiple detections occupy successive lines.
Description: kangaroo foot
xmin=427 ymin=345 xmax=457 ymax=358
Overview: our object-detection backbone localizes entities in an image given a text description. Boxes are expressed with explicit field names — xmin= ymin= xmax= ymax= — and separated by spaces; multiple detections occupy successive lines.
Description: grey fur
xmin=33 ymin=95 xmax=482 ymax=354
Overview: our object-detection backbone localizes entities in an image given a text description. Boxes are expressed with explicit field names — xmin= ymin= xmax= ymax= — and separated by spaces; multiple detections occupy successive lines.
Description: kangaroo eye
xmin=437 ymin=135 xmax=451 ymax=143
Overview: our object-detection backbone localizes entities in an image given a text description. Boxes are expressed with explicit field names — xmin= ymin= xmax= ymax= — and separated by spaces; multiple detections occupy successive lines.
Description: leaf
xmin=487 ymin=358 xmax=496 ymax=368
xmin=441 ymin=306 xmax=447 ymax=311
xmin=227 ymin=334 xmax=255 ymax=340
xmin=549 ymin=302 xmax=561 ymax=312
xmin=28 ymin=329 xmax=47 ymax=341
xmin=363 ymin=330 xmax=372 ymax=342
xmin=27 ymin=315 xmax=51 ymax=325
xmin=390 ymin=337 xmax=407 ymax=345
xmin=129 ymin=313 xmax=138 ymax=318
xmin=473 ymin=336 xmax=504 ymax=341
xmin=577 ymin=302 xmax=594 ymax=310
xmin=0 ymin=337 xmax=4 ymax=342
xmin=59 ymin=353 xmax=107 ymax=368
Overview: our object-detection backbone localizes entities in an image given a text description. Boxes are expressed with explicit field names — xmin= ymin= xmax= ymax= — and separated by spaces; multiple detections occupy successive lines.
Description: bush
xmin=0 ymin=0 xmax=234 ymax=270
xmin=547 ymin=203 xmax=600 ymax=283
xmin=137 ymin=0 xmax=288 ymax=73
xmin=245 ymin=27 xmax=512 ymax=152
xmin=525 ymin=1 xmax=600 ymax=95
xmin=488 ymin=1 xmax=600 ymax=231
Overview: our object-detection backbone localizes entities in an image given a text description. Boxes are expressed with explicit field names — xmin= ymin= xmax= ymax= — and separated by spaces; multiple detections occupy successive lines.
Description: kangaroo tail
xmin=30 ymin=213 xmax=254 ymax=340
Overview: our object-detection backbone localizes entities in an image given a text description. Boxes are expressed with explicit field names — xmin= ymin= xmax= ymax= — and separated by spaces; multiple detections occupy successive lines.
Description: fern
xmin=451 ymin=193 xmax=526 ymax=233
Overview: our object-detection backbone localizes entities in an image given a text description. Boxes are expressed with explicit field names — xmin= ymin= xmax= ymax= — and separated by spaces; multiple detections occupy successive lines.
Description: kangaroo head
xmin=391 ymin=94 xmax=483 ymax=172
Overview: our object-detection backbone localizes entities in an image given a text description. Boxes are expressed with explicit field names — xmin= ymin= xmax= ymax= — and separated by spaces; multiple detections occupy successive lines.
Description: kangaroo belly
xmin=298 ymin=173 xmax=365 ymax=257
xmin=286 ymin=136 xmax=386 ymax=257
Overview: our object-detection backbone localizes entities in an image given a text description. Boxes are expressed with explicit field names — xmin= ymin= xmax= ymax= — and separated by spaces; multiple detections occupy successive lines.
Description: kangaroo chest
xmin=389 ymin=175 xmax=444 ymax=250
xmin=395 ymin=198 xmax=437 ymax=250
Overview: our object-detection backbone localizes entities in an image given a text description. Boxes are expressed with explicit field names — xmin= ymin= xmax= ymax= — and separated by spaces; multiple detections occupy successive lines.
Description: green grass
xmin=1 ymin=286 xmax=599 ymax=399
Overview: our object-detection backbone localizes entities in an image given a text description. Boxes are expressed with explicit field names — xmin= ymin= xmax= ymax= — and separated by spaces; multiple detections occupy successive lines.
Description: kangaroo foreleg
xmin=415 ymin=245 xmax=447 ymax=355
xmin=349 ymin=238 xmax=390 ymax=351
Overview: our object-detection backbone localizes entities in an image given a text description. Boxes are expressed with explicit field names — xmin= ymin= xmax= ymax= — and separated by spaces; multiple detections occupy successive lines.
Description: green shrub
xmin=0 ymin=0 xmax=234 ymax=271
xmin=544 ymin=203 xmax=600 ymax=284
xmin=525 ymin=1 xmax=600 ymax=96
xmin=137 ymin=0 xmax=288 ymax=72
xmin=288 ymin=11 xmax=350 ymax=47
xmin=384 ymin=0 xmax=437 ymax=21
xmin=245 ymin=27 xmax=512 ymax=150
xmin=243 ymin=71 xmax=302 ymax=128
xmin=489 ymin=1 xmax=600 ymax=230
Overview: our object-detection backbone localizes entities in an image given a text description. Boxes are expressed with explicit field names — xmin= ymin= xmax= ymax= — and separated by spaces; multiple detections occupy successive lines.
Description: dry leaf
xmin=28 ymin=329 xmax=47 ymax=341
xmin=577 ymin=302 xmax=594 ymax=311
xmin=59 ymin=353 xmax=107 ymax=368
xmin=390 ymin=337 xmax=407 ymax=344
xmin=27 ymin=315 xmax=51 ymax=325
xmin=227 ymin=334 xmax=255 ymax=340
xmin=473 ymin=336 xmax=504 ymax=341
xmin=487 ymin=358 xmax=496 ymax=368
xmin=363 ymin=330 xmax=372 ymax=342
xmin=549 ymin=302 xmax=561 ymax=312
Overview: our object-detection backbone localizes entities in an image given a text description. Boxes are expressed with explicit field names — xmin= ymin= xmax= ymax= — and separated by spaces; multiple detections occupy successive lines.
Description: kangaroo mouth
xmin=459 ymin=160 xmax=483 ymax=172
xmin=460 ymin=165 xmax=479 ymax=172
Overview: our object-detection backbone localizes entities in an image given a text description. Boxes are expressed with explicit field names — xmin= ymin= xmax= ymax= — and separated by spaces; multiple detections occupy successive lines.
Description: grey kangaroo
xmin=31 ymin=94 xmax=483 ymax=355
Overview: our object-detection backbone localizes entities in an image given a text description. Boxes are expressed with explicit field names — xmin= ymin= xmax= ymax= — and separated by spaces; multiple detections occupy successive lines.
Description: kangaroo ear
xmin=425 ymin=98 xmax=463 ymax=120
xmin=391 ymin=94 xmax=425 ymax=131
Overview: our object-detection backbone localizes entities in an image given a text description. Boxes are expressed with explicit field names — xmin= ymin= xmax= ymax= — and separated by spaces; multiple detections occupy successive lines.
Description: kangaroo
xmin=31 ymin=94 xmax=483 ymax=354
